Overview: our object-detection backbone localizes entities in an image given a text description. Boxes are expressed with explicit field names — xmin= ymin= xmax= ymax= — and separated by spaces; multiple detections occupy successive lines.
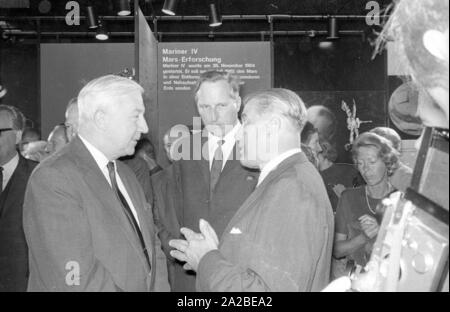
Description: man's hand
xmin=169 ymin=219 xmax=219 ymax=272
xmin=359 ymin=215 xmax=379 ymax=239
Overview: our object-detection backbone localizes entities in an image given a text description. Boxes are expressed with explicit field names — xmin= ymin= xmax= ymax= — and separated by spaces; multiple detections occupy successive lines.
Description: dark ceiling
xmin=0 ymin=0 xmax=393 ymax=42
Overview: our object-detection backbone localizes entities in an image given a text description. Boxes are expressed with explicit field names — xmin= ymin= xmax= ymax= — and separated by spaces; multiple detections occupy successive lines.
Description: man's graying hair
xmin=77 ymin=75 xmax=144 ymax=122
xmin=194 ymin=71 xmax=241 ymax=102
xmin=0 ymin=104 xmax=26 ymax=131
xmin=243 ymin=88 xmax=308 ymax=132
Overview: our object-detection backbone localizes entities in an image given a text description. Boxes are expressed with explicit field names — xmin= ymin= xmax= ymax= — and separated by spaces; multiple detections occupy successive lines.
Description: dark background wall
xmin=275 ymin=37 xmax=387 ymax=162
xmin=0 ymin=0 xmax=390 ymax=162
xmin=0 ymin=41 xmax=39 ymax=131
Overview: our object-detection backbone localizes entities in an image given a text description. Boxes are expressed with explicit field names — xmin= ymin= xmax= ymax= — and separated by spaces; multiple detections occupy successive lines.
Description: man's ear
xmin=15 ymin=130 xmax=23 ymax=145
xmin=423 ymin=30 xmax=449 ymax=62
xmin=267 ymin=115 xmax=282 ymax=132
xmin=93 ymin=109 xmax=107 ymax=130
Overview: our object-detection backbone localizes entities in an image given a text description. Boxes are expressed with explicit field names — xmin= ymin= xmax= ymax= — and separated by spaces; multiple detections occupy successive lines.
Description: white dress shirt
xmin=1 ymin=153 xmax=19 ymax=191
xmin=257 ymin=148 xmax=302 ymax=187
xmin=79 ymin=136 xmax=141 ymax=228
xmin=208 ymin=122 xmax=241 ymax=170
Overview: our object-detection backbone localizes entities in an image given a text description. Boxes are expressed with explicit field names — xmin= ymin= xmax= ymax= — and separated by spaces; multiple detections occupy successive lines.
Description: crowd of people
xmin=0 ymin=0 xmax=447 ymax=292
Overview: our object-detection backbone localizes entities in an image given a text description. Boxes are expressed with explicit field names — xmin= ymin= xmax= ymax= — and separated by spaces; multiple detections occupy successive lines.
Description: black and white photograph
xmin=0 ymin=0 xmax=448 ymax=297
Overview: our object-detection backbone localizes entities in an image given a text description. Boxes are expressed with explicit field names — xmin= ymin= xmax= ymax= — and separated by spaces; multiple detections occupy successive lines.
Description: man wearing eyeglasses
xmin=0 ymin=104 xmax=37 ymax=292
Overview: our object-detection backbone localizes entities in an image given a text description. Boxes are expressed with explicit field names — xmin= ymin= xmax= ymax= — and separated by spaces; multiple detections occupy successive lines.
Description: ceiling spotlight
xmin=307 ymin=30 xmax=316 ymax=38
xmin=319 ymin=41 xmax=334 ymax=49
xmin=117 ymin=0 xmax=131 ymax=16
xmin=209 ymin=2 xmax=222 ymax=27
xmin=95 ymin=22 xmax=109 ymax=40
xmin=327 ymin=16 xmax=339 ymax=40
xmin=162 ymin=0 xmax=178 ymax=16
xmin=86 ymin=6 xmax=98 ymax=29
xmin=38 ymin=0 xmax=52 ymax=14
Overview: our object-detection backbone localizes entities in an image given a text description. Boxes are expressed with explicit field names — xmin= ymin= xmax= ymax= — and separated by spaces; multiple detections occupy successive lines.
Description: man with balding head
xmin=45 ymin=124 xmax=69 ymax=155
xmin=0 ymin=105 xmax=37 ymax=292
xmin=170 ymin=89 xmax=334 ymax=292
xmin=23 ymin=75 xmax=169 ymax=291
xmin=64 ymin=98 xmax=79 ymax=142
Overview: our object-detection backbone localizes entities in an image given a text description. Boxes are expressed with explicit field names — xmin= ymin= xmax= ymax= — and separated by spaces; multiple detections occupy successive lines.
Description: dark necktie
xmin=0 ymin=167 xmax=3 ymax=196
xmin=210 ymin=139 xmax=225 ymax=193
xmin=107 ymin=162 xmax=150 ymax=268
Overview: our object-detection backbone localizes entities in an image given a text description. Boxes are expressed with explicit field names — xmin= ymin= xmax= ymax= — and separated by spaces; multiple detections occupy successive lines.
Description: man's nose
xmin=139 ymin=115 xmax=149 ymax=134
xmin=210 ymin=108 xmax=219 ymax=122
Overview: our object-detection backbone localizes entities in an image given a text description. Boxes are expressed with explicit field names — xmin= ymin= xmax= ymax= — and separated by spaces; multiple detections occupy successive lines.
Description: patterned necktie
xmin=210 ymin=139 xmax=225 ymax=194
xmin=0 ymin=167 xmax=3 ymax=195
xmin=106 ymin=162 xmax=150 ymax=268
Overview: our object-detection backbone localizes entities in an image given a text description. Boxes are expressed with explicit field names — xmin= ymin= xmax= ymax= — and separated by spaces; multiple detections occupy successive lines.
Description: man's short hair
xmin=50 ymin=123 xmax=69 ymax=144
xmin=77 ymin=75 xmax=144 ymax=122
xmin=370 ymin=127 xmax=402 ymax=152
xmin=310 ymin=105 xmax=337 ymax=139
xmin=193 ymin=71 xmax=241 ymax=103
xmin=376 ymin=0 xmax=449 ymax=91
xmin=65 ymin=97 xmax=78 ymax=115
xmin=243 ymin=88 xmax=308 ymax=132
xmin=0 ymin=104 xmax=26 ymax=131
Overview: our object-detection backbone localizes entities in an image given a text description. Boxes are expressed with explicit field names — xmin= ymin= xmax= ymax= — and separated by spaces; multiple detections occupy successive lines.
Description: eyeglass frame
xmin=0 ymin=128 xmax=14 ymax=136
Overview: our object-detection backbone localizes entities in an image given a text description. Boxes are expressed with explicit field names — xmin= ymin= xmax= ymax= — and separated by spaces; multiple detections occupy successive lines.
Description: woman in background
xmin=332 ymin=132 xmax=399 ymax=279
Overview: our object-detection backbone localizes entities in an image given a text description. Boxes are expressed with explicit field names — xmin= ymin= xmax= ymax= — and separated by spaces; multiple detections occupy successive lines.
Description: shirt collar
xmin=207 ymin=122 xmax=241 ymax=164
xmin=1 ymin=152 xmax=19 ymax=190
xmin=78 ymin=135 xmax=112 ymax=171
xmin=2 ymin=151 xmax=19 ymax=173
xmin=257 ymin=148 xmax=302 ymax=186
xmin=207 ymin=122 xmax=241 ymax=145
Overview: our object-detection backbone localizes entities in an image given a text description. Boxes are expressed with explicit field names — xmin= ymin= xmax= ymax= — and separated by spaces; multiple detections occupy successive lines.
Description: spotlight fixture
xmin=307 ymin=30 xmax=316 ymax=38
xmin=318 ymin=41 xmax=334 ymax=49
xmin=38 ymin=0 xmax=52 ymax=14
xmin=116 ymin=0 xmax=131 ymax=16
xmin=327 ymin=16 xmax=339 ymax=40
xmin=95 ymin=22 xmax=108 ymax=40
xmin=162 ymin=0 xmax=178 ymax=16
xmin=86 ymin=6 xmax=98 ymax=29
xmin=209 ymin=2 xmax=222 ymax=27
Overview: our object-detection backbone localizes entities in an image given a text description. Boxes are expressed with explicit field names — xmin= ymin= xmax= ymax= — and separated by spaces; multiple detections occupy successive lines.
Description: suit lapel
xmin=117 ymin=162 xmax=153 ymax=271
xmin=70 ymin=137 xmax=150 ymax=272
xmin=195 ymin=135 xmax=211 ymax=187
xmin=0 ymin=156 xmax=27 ymax=217
xmin=219 ymin=143 xmax=242 ymax=182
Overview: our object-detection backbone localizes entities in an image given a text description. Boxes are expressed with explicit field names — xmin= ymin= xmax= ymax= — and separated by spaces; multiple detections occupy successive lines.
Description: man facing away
xmin=152 ymin=71 xmax=259 ymax=291
xmin=23 ymin=75 xmax=169 ymax=291
xmin=170 ymin=88 xmax=334 ymax=291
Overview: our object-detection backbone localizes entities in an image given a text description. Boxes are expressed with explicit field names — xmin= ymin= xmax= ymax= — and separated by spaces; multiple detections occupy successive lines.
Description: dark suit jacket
xmin=123 ymin=156 xmax=154 ymax=203
xmin=23 ymin=137 xmax=170 ymax=292
xmin=196 ymin=153 xmax=335 ymax=292
xmin=0 ymin=155 xmax=37 ymax=292
xmin=152 ymin=133 xmax=259 ymax=291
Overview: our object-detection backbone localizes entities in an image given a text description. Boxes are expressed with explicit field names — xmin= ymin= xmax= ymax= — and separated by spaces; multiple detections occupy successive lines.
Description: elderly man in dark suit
xmin=170 ymin=89 xmax=334 ymax=292
xmin=23 ymin=75 xmax=169 ymax=291
xmin=153 ymin=71 xmax=259 ymax=291
xmin=0 ymin=105 xmax=37 ymax=292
